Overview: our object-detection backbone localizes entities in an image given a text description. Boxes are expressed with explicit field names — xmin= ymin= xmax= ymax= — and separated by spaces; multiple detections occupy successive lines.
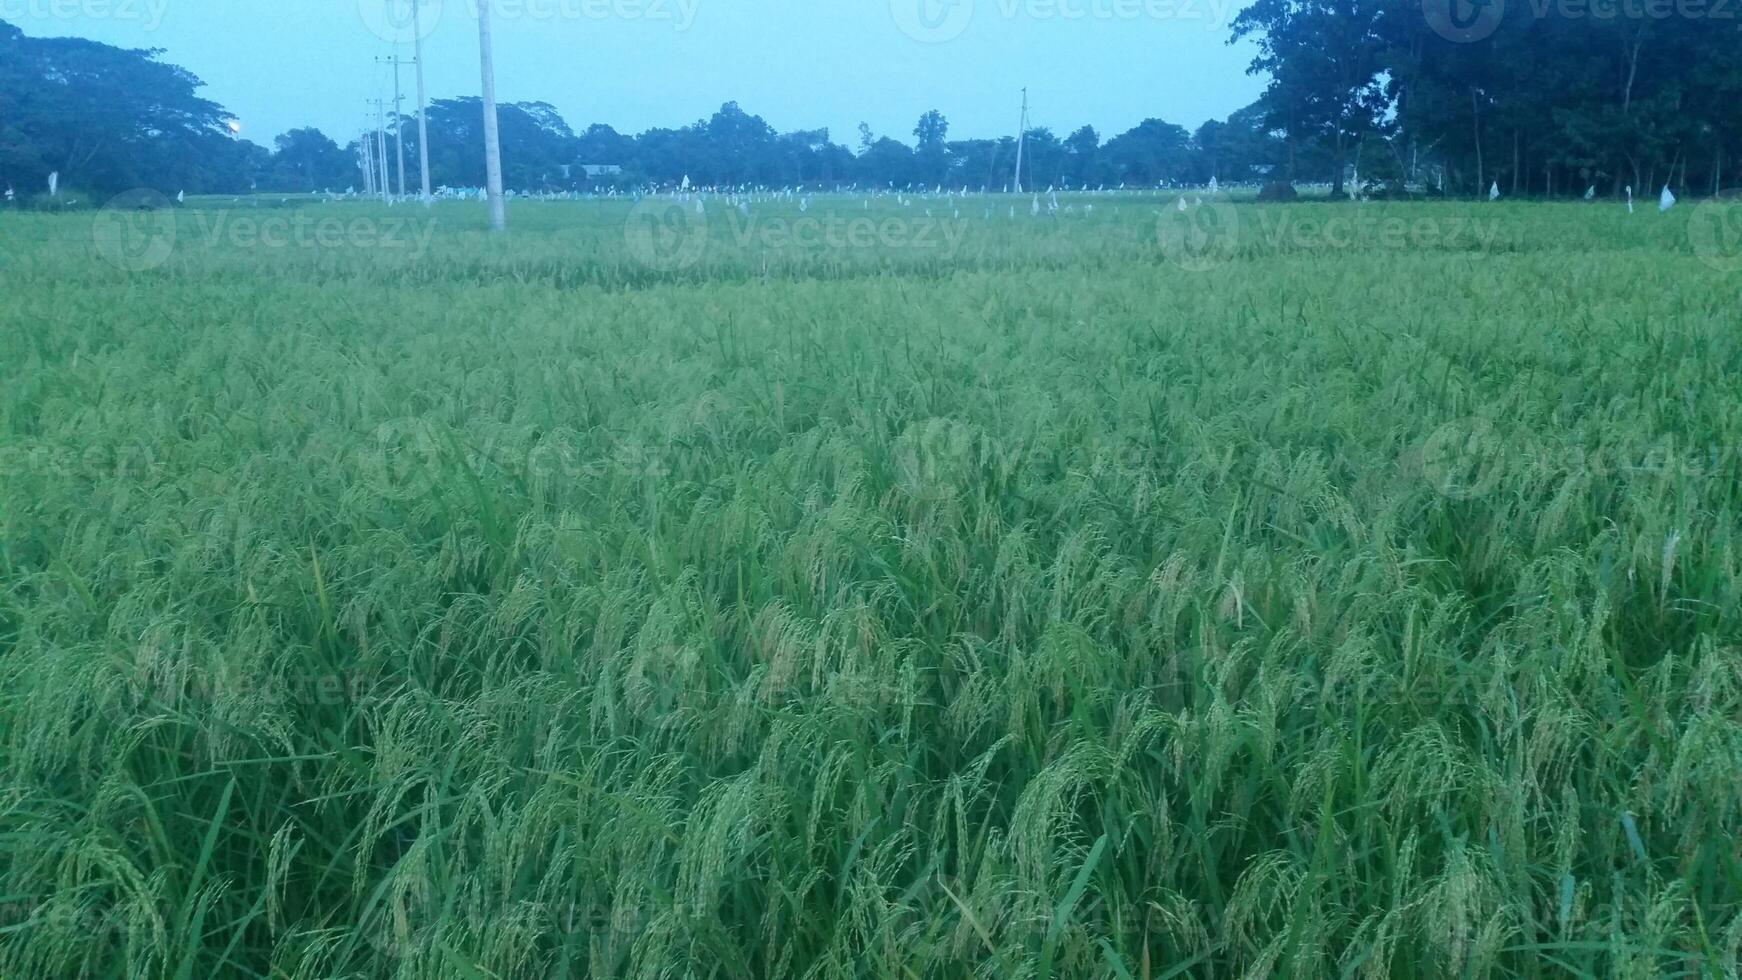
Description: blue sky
xmin=10 ymin=0 xmax=1266 ymax=149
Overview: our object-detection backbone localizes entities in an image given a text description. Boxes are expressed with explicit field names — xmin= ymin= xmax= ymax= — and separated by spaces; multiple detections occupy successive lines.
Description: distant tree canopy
xmin=1232 ymin=3 xmax=1742 ymax=196
xmin=267 ymin=129 xmax=354 ymax=193
xmin=0 ymin=19 xmax=254 ymax=197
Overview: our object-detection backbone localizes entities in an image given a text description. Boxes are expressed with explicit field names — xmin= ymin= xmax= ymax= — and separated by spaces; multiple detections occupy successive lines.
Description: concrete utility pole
xmin=477 ymin=0 xmax=507 ymax=231
xmin=378 ymin=55 xmax=415 ymax=199
xmin=1013 ymin=88 xmax=1029 ymax=195
xmin=359 ymin=131 xmax=376 ymax=196
xmin=412 ymin=0 xmax=433 ymax=204
xmin=368 ymin=99 xmax=393 ymax=203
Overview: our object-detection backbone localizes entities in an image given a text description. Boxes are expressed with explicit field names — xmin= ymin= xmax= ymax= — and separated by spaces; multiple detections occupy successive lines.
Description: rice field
xmin=3 ymin=193 xmax=1741 ymax=979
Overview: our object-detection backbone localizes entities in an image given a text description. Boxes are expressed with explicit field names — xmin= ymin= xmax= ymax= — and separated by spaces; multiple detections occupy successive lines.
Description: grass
xmin=2 ymin=193 xmax=1740 ymax=978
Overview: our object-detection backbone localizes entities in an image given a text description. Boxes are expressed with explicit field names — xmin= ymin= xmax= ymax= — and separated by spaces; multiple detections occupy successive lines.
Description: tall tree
xmin=264 ymin=129 xmax=354 ymax=193
xmin=1103 ymin=120 xmax=1195 ymax=187
xmin=1232 ymin=0 xmax=1390 ymax=195
xmin=913 ymin=110 xmax=950 ymax=186
xmin=1064 ymin=126 xmax=1101 ymax=186
xmin=0 ymin=19 xmax=239 ymax=195
xmin=414 ymin=98 xmax=578 ymax=189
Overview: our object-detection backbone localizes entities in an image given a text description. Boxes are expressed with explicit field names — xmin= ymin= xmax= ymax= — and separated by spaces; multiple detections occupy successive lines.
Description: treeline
xmin=5 ymin=14 xmax=1736 ymax=202
xmin=1234 ymin=4 xmax=1742 ymax=197
xmin=280 ymin=99 xmax=1303 ymax=194
xmin=1 ymin=17 xmax=1300 ymax=199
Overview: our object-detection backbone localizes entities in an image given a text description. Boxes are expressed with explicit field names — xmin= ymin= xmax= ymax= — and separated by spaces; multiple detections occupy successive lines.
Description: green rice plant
xmin=1 ymin=195 xmax=1739 ymax=978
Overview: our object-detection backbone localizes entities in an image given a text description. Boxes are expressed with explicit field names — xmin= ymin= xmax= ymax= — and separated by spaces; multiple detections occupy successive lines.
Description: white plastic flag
xmin=1659 ymin=185 xmax=1676 ymax=213
xmin=1208 ymin=176 xmax=1219 ymax=195
xmin=48 ymin=172 xmax=58 ymax=196
xmin=1626 ymin=185 xmax=1634 ymax=214
xmin=680 ymin=175 xmax=691 ymax=191
xmin=177 ymin=190 xmax=185 ymax=204
xmin=1177 ymin=197 xmax=1188 ymax=213
xmin=1489 ymin=181 xmax=1500 ymax=202
xmin=1584 ymin=186 xmax=1596 ymax=201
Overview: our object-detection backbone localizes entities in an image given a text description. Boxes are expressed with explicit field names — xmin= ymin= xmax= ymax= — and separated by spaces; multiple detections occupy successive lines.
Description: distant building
xmin=580 ymin=164 xmax=623 ymax=178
